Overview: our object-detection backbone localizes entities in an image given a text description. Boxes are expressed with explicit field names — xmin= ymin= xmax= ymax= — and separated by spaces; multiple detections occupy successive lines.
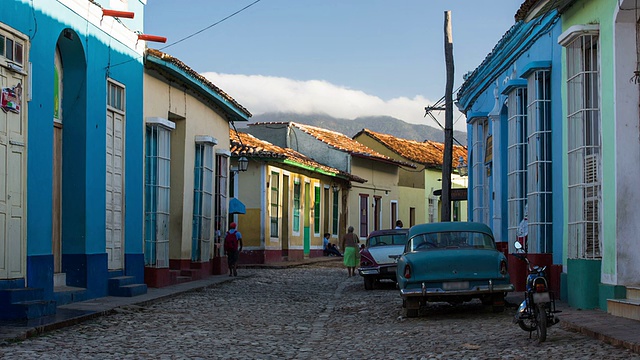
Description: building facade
xmin=143 ymin=49 xmax=251 ymax=286
xmin=230 ymin=130 xmax=364 ymax=262
xmin=456 ymin=9 xmax=564 ymax=294
xmin=1 ymin=0 xmax=147 ymax=319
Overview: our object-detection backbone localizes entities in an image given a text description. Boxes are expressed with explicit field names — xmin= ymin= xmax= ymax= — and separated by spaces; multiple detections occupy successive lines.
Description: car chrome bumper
xmin=358 ymin=265 xmax=396 ymax=276
xmin=400 ymin=282 xmax=514 ymax=297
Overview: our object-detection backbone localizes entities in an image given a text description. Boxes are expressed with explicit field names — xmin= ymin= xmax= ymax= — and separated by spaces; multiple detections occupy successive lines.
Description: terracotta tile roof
xmin=249 ymin=122 xmax=415 ymax=168
xmin=354 ymin=128 xmax=468 ymax=168
xmin=515 ymin=0 xmax=575 ymax=21
xmin=229 ymin=129 xmax=366 ymax=183
xmin=145 ymin=48 xmax=252 ymax=118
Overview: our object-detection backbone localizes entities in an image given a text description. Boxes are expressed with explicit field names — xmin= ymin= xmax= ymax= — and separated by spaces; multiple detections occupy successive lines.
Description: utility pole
xmin=441 ymin=10 xmax=454 ymax=222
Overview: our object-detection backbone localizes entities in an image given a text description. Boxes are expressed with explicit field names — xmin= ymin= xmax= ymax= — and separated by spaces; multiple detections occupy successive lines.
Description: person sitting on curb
xmin=323 ymin=232 xmax=343 ymax=257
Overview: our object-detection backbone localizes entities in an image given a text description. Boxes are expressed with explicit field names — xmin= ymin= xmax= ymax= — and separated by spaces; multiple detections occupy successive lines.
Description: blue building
xmin=0 ymin=0 xmax=147 ymax=319
xmin=456 ymin=10 xmax=564 ymax=295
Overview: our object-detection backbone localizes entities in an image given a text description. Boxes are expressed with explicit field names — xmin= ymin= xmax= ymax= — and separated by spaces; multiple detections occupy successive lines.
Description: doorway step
xmin=608 ymin=285 xmax=640 ymax=321
xmin=0 ymin=280 xmax=56 ymax=320
xmin=107 ymin=271 xmax=148 ymax=297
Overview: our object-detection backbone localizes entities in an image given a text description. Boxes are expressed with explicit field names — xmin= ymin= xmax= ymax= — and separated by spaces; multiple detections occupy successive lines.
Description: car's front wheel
xmin=363 ymin=275 xmax=375 ymax=290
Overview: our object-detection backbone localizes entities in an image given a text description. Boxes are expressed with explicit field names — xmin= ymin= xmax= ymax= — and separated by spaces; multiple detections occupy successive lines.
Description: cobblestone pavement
xmin=1 ymin=262 xmax=639 ymax=360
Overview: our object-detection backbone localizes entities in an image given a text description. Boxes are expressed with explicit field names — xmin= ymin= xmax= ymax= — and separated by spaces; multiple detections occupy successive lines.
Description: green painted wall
xmin=567 ymin=259 xmax=601 ymax=309
xmin=561 ymin=0 xmax=617 ymax=281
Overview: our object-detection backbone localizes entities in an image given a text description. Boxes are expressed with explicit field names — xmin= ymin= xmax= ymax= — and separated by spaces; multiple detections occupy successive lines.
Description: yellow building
xmin=353 ymin=129 xmax=468 ymax=224
xmin=243 ymin=122 xmax=414 ymax=245
xmin=229 ymin=130 xmax=365 ymax=262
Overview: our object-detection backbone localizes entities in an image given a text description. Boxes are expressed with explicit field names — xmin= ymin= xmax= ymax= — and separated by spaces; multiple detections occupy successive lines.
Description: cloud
xmin=202 ymin=72 xmax=467 ymax=132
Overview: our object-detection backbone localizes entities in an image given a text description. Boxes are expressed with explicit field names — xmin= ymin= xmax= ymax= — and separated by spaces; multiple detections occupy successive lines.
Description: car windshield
xmin=367 ymin=234 xmax=408 ymax=248
xmin=408 ymin=231 xmax=496 ymax=252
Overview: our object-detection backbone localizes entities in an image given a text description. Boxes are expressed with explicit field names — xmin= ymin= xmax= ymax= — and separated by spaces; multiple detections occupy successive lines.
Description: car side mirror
xmin=389 ymin=254 xmax=401 ymax=260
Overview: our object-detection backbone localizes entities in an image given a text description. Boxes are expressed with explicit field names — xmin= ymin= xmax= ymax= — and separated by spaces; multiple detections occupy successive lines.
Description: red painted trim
xmin=102 ymin=9 xmax=135 ymax=19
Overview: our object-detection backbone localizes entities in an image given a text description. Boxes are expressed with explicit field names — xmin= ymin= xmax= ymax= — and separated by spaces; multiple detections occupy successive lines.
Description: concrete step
xmin=54 ymin=285 xmax=88 ymax=305
xmin=0 ymin=287 xmax=44 ymax=305
xmin=627 ymin=286 xmax=640 ymax=300
xmin=1 ymin=299 xmax=56 ymax=320
xmin=110 ymin=283 xmax=148 ymax=297
xmin=607 ymin=298 xmax=640 ymax=321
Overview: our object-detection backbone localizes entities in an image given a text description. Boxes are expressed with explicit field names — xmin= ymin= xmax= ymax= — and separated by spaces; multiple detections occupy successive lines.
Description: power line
xmin=108 ymin=0 xmax=263 ymax=69
xmin=159 ymin=0 xmax=263 ymax=51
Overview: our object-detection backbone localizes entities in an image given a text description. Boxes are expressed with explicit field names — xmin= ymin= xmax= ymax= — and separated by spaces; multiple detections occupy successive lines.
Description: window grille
xmin=271 ymin=172 xmax=280 ymax=237
xmin=293 ymin=182 xmax=301 ymax=232
xmin=472 ymin=119 xmax=488 ymax=223
xmin=527 ymin=69 xmax=553 ymax=253
xmin=192 ymin=143 xmax=213 ymax=261
xmin=565 ymin=32 xmax=601 ymax=259
xmin=507 ymin=87 xmax=528 ymax=250
xmin=332 ymin=190 xmax=339 ymax=236
xmin=144 ymin=125 xmax=171 ymax=267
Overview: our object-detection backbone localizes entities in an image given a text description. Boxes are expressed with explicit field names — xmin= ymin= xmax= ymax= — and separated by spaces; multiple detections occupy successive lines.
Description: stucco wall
xmin=144 ymin=72 xmax=232 ymax=260
xmin=561 ymin=0 xmax=617 ymax=283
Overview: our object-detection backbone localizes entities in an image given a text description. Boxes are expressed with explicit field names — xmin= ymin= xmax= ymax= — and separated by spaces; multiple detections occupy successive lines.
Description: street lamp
xmin=457 ymin=156 xmax=468 ymax=177
xmin=238 ymin=156 xmax=249 ymax=172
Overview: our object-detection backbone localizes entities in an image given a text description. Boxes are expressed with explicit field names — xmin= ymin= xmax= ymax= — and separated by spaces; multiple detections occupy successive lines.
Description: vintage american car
xmin=358 ymin=228 xmax=409 ymax=290
xmin=395 ymin=222 xmax=514 ymax=317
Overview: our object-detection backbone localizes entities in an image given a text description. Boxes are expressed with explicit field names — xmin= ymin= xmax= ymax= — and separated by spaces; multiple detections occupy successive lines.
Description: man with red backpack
xmin=224 ymin=222 xmax=243 ymax=277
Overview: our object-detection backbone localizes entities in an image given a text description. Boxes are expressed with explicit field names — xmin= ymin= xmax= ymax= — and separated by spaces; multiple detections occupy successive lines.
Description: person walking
xmin=224 ymin=222 xmax=243 ymax=277
xmin=340 ymin=226 xmax=360 ymax=277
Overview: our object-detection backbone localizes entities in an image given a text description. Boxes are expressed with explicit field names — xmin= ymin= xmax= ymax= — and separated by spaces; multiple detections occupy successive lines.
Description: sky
xmin=144 ymin=0 xmax=522 ymax=132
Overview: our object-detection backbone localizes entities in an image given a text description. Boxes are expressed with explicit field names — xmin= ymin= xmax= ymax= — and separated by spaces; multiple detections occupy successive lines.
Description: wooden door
xmin=106 ymin=110 xmax=124 ymax=270
xmin=52 ymin=123 xmax=62 ymax=273
xmin=0 ymin=67 xmax=26 ymax=279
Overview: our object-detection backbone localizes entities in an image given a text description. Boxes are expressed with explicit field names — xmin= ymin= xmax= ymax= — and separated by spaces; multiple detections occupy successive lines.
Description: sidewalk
xmin=1 ymin=256 xmax=639 ymax=355
xmin=504 ymin=292 xmax=640 ymax=353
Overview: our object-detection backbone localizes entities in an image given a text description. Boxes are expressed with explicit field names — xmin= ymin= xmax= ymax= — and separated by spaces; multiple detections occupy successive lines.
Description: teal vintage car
xmin=395 ymin=222 xmax=514 ymax=317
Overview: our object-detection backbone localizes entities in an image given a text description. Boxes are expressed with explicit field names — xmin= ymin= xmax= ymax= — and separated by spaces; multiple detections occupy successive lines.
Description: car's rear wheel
xmin=492 ymin=295 xmax=506 ymax=313
xmin=402 ymin=298 xmax=420 ymax=318
xmin=363 ymin=275 xmax=375 ymax=290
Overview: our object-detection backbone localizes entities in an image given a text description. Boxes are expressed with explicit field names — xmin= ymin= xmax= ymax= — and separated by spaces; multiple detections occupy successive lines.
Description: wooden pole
xmin=442 ymin=11 xmax=454 ymax=222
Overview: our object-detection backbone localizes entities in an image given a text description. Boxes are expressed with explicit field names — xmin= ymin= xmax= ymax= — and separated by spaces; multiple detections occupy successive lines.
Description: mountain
xmin=237 ymin=112 xmax=468 ymax=145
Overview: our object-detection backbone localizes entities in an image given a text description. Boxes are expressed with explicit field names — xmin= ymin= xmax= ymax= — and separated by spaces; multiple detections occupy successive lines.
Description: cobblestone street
xmin=1 ymin=261 xmax=638 ymax=359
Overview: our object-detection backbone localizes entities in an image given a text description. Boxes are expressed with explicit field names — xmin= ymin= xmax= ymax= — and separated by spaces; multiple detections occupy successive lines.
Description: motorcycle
xmin=512 ymin=242 xmax=560 ymax=343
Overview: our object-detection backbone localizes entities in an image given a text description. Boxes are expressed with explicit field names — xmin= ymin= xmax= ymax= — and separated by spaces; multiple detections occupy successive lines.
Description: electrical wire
xmin=108 ymin=0 xmax=263 ymax=69
xmin=160 ymin=0 xmax=262 ymax=51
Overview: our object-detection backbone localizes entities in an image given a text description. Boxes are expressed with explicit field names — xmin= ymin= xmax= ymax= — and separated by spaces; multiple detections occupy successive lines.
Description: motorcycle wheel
xmin=517 ymin=318 xmax=536 ymax=332
xmin=517 ymin=304 xmax=536 ymax=331
xmin=535 ymin=303 xmax=548 ymax=343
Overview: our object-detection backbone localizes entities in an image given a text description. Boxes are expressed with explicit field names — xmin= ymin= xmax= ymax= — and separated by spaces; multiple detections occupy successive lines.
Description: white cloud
xmin=202 ymin=72 xmax=468 ymax=132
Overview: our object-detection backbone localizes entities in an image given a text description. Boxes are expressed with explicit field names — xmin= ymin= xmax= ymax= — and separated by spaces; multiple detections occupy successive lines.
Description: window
xmin=360 ymin=194 xmax=369 ymax=238
xmin=293 ymin=181 xmax=301 ymax=232
xmin=428 ymin=196 xmax=436 ymax=223
xmin=270 ymin=172 xmax=279 ymax=237
xmin=215 ymin=154 xmax=228 ymax=249
xmin=192 ymin=142 xmax=214 ymax=261
xmin=107 ymin=81 xmax=124 ymax=112
xmin=313 ymin=185 xmax=320 ymax=234
xmin=526 ymin=69 xmax=553 ymax=253
xmin=562 ymin=29 xmax=601 ymax=259
xmin=0 ymin=29 xmax=25 ymax=66
xmin=391 ymin=201 xmax=398 ymax=226
xmin=507 ymin=86 xmax=528 ymax=250
xmin=144 ymin=122 xmax=172 ymax=267
xmin=332 ymin=189 xmax=339 ymax=236
xmin=472 ymin=119 xmax=489 ymax=223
